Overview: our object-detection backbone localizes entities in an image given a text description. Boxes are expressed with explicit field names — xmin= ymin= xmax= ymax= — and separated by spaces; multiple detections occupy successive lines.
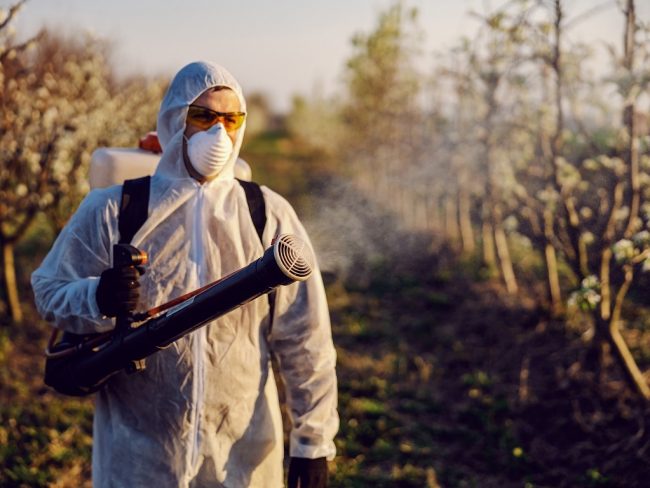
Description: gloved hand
xmin=287 ymin=457 xmax=328 ymax=488
xmin=96 ymin=265 xmax=144 ymax=317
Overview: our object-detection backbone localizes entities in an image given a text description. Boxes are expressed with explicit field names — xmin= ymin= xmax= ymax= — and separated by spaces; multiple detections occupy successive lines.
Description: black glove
xmin=287 ymin=457 xmax=328 ymax=488
xmin=96 ymin=265 xmax=144 ymax=317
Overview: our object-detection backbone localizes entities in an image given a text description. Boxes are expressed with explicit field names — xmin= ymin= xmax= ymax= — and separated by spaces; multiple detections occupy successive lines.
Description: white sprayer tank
xmin=89 ymin=132 xmax=252 ymax=189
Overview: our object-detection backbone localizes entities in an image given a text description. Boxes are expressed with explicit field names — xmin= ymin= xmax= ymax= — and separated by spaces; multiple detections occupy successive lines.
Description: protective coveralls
xmin=31 ymin=61 xmax=339 ymax=488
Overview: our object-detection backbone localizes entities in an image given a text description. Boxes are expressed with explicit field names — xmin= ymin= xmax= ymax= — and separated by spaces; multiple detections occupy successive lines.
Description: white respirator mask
xmin=185 ymin=122 xmax=233 ymax=178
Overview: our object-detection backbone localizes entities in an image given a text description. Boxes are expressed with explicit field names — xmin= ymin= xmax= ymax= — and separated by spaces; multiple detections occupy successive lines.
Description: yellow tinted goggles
xmin=186 ymin=105 xmax=246 ymax=131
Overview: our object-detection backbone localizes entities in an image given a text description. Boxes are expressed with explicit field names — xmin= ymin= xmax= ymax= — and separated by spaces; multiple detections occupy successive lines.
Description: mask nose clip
xmin=207 ymin=122 xmax=226 ymax=134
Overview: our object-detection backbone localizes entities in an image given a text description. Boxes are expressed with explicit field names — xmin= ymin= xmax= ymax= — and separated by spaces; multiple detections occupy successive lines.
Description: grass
xmin=0 ymin=316 xmax=93 ymax=488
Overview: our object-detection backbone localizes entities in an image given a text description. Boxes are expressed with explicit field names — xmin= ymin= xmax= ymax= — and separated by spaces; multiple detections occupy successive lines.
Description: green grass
xmin=0 ymin=317 xmax=93 ymax=487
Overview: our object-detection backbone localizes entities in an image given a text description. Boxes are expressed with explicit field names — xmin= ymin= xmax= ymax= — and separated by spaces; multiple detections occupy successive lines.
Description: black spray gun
xmin=44 ymin=234 xmax=314 ymax=396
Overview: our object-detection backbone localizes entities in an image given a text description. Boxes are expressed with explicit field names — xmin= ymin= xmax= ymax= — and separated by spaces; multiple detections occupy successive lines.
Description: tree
xmin=343 ymin=0 xmax=427 ymax=228
xmin=589 ymin=0 xmax=650 ymax=399
xmin=438 ymin=7 xmax=530 ymax=293
xmin=243 ymin=91 xmax=273 ymax=139
xmin=509 ymin=0 xmax=650 ymax=398
xmin=0 ymin=0 xmax=46 ymax=323
xmin=286 ymin=91 xmax=344 ymax=161
xmin=0 ymin=15 xmax=165 ymax=323
xmin=43 ymin=73 xmax=166 ymax=233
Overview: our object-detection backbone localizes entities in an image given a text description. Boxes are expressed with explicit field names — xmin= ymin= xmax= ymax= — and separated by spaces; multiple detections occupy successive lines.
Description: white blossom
xmin=612 ymin=239 xmax=635 ymax=263
xmin=569 ymin=275 xmax=602 ymax=311
xmin=583 ymin=289 xmax=601 ymax=308
xmin=581 ymin=275 xmax=600 ymax=290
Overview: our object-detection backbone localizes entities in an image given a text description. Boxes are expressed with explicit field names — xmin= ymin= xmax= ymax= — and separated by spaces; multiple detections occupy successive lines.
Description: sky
xmin=9 ymin=0 xmax=649 ymax=113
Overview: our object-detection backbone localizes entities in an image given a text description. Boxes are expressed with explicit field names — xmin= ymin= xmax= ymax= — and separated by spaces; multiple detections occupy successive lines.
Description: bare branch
xmin=0 ymin=0 xmax=27 ymax=32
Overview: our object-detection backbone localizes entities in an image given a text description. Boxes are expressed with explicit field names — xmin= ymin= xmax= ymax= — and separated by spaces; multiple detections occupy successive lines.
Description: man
xmin=31 ymin=61 xmax=339 ymax=487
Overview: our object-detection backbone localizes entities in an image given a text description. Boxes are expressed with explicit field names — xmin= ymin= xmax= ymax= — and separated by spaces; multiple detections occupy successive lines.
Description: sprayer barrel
xmin=49 ymin=234 xmax=314 ymax=394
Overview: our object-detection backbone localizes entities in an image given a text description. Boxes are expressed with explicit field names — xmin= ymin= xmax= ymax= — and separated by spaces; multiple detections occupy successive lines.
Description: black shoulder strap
xmin=119 ymin=176 xmax=151 ymax=244
xmin=45 ymin=176 xmax=151 ymax=394
xmin=236 ymin=179 xmax=276 ymax=332
xmin=236 ymin=179 xmax=266 ymax=245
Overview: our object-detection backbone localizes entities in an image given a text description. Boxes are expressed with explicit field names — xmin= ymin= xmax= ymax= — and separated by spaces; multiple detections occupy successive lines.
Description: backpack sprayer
xmin=44 ymin=234 xmax=314 ymax=396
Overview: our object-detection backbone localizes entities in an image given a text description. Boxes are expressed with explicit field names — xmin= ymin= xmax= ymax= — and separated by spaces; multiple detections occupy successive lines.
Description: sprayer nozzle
xmin=273 ymin=234 xmax=314 ymax=281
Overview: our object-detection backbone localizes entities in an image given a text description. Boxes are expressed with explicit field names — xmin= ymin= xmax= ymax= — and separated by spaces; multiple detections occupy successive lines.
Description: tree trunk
xmin=609 ymin=324 xmax=650 ymax=400
xmin=494 ymin=221 xmax=518 ymax=294
xmin=544 ymin=242 xmax=562 ymax=316
xmin=542 ymin=208 xmax=562 ymax=315
xmin=427 ymin=195 xmax=441 ymax=232
xmin=594 ymin=316 xmax=650 ymax=401
xmin=595 ymin=252 xmax=650 ymax=400
xmin=610 ymin=262 xmax=650 ymax=399
xmin=1 ymin=240 xmax=23 ymax=324
xmin=599 ymin=248 xmax=613 ymax=322
xmin=623 ymin=0 xmax=641 ymax=238
xmin=444 ymin=196 xmax=459 ymax=244
xmin=482 ymin=219 xmax=497 ymax=271
xmin=458 ymin=188 xmax=475 ymax=254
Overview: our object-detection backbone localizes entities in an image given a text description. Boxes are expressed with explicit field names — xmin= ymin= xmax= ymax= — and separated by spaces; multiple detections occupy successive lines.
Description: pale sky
xmin=10 ymin=0 xmax=647 ymax=113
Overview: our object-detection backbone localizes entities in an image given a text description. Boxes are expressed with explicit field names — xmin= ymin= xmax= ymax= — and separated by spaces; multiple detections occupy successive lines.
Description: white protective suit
xmin=31 ymin=61 xmax=339 ymax=488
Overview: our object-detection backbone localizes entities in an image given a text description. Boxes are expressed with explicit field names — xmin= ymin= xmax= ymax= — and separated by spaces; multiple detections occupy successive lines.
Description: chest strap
xmin=119 ymin=176 xmax=151 ymax=244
